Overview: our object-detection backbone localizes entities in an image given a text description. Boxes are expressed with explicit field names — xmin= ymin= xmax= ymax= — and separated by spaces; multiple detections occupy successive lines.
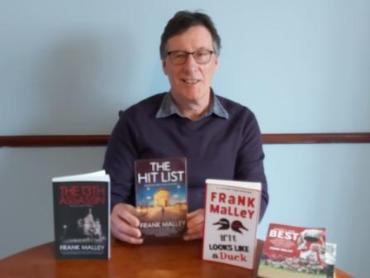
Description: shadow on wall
xmin=33 ymin=32 xmax=137 ymax=134
xmin=0 ymin=32 xmax=137 ymax=257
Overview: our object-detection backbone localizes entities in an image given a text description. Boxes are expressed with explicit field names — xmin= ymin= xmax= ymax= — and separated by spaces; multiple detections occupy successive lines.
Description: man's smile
xmin=182 ymin=78 xmax=201 ymax=85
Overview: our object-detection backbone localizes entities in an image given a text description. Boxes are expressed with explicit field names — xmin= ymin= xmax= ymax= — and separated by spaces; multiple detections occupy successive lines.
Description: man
xmin=103 ymin=10 xmax=268 ymax=244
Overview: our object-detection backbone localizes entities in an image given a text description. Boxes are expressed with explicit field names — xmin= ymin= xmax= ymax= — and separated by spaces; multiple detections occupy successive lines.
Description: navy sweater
xmin=103 ymin=93 xmax=268 ymax=219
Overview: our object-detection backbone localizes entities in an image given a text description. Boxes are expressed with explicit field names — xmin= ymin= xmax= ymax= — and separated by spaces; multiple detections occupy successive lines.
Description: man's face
xmin=162 ymin=25 xmax=219 ymax=105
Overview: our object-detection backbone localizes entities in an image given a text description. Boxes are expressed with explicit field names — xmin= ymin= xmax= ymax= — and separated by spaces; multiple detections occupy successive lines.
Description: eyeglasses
xmin=166 ymin=49 xmax=214 ymax=65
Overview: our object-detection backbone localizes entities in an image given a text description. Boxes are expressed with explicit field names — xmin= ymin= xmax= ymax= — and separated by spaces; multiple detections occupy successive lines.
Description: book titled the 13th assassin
xmin=202 ymin=179 xmax=262 ymax=269
xmin=52 ymin=170 xmax=110 ymax=259
xmin=135 ymin=157 xmax=187 ymax=240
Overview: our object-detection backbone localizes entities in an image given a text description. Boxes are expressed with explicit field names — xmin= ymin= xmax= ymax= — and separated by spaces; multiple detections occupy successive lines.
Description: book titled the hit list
xmin=202 ymin=179 xmax=261 ymax=269
xmin=52 ymin=170 xmax=110 ymax=259
xmin=135 ymin=157 xmax=187 ymax=240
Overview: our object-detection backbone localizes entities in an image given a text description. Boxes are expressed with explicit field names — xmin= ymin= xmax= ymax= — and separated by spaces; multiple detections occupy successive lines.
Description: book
xmin=135 ymin=157 xmax=187 ymax=239
xmin=52 ymin=170 xmax=110 ymax=259
xmin=258 ymin=223 xmax=328 ymax=277
xmin=202 ymin=179 xmax=262 ymax=269
xmin=324 ymin=242 xmax=337 ymax=278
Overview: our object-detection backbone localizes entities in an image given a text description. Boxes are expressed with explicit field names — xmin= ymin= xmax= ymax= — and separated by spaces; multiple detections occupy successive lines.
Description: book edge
xmin=205 ymin=179 xmax=261 ymax=191
xmin=52 ymin=170 xmax=109 ymax=182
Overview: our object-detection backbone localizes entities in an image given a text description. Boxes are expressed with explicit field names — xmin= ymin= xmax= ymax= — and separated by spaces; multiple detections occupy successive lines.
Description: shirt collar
xmin=155 ymin=90 xmax=229 ymax=120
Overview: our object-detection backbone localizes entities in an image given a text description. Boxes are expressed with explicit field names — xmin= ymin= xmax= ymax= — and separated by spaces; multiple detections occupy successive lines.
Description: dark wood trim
xmin=0 ymin=135 xmax=108 ymax=147
xmin=262 ymin=133 xmax=370 ymax=144
xmin=1 ymin=133 xmax=370 ymax=147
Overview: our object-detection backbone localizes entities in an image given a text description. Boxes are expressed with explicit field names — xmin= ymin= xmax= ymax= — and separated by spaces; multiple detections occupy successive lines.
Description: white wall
xmin=1 ymin=1 xmax=369 ymax=276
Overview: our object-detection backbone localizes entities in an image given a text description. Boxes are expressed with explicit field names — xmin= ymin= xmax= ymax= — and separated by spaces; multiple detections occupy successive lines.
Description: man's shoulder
xmin=216 ymin=94 xmax=261 ymax=136
xmin=119 ymin=93 xmax=166 ymax=117
xmin=216 ymin=94 xmax=254 ymax=118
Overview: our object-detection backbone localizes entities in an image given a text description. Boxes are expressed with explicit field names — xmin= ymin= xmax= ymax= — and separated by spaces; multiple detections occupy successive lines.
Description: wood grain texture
xmin=0 ymin=240 xmax=353 ymax=278
xmin=1 ymin=133 xmax=370 ymax=147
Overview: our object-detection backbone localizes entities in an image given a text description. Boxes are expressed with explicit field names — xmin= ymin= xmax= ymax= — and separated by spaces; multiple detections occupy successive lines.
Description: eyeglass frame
xmin=165 ymin=48 xmax=215 ymax=65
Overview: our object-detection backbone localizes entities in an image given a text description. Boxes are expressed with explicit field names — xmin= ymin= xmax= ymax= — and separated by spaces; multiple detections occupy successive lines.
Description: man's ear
xmin=214 ymin=55 xmax=219 ymax=70
xmin=162 ymin=60 xmax=168 ymax=76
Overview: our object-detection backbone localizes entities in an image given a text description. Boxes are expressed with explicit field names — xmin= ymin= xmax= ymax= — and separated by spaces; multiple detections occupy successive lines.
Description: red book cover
xmin=202 ymin=179 xmax=261 ymax=269
xmin=258 ymin=223 xmax=327 ymax=277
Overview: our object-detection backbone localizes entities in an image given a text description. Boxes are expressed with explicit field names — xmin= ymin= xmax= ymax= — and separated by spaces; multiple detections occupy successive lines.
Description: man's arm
xmin=104 ymin=111 xmax=138 ymax=208
xmin=235 ymin=111 xmax=269 ymax=220
xmin=103 ymin=112 xmax=143 ymax=244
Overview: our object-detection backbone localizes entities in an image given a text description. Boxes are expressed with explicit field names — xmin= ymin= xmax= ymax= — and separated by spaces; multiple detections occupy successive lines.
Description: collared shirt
xmin=155 ymin=91 xmax=229 ymax=119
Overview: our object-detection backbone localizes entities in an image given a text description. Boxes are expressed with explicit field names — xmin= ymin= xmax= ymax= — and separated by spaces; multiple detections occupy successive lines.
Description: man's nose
xmin=183 ymin=53 xmax=198 ymax=69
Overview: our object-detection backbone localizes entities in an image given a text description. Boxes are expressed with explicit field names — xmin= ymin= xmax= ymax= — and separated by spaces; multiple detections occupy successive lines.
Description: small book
xmin=324 ymin=242 xmax=337 ymax=278
xmin=258 ymin=223 xmax=328 ymax=277
xmin=52 ymin=170 xmax=110 ymax=259
xmin=135 ymin=157 xmax=187 ymax=240
xmin=202 ymin=179 xmax=262 ymax=269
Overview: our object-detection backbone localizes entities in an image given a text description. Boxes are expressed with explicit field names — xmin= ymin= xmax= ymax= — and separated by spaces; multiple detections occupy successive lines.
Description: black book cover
xmin=135 ymin=157 xmax=187 ymax=240
xmin=52 ymin=171 xmax=110 ymax=259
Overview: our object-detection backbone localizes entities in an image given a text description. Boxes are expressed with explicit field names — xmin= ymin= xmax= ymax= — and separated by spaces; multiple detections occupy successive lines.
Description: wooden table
xmin=0 ymin=239 xmax=352 ymax=278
